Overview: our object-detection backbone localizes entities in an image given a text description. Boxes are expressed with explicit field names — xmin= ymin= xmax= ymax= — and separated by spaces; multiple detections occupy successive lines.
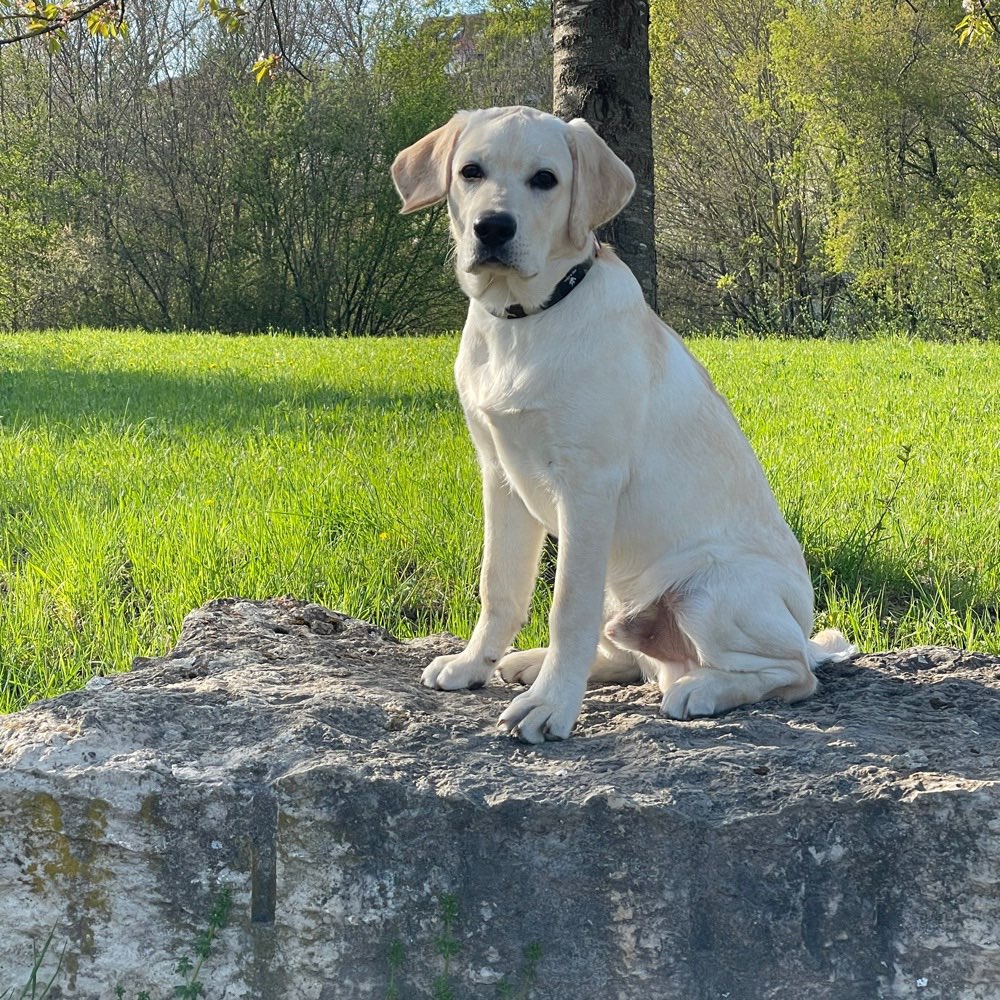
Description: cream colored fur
xmin=392 ymin=106 xmax=854 ymax=743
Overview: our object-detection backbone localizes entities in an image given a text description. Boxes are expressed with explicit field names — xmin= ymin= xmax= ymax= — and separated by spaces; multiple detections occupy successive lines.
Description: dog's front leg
xmin=497 ymin=490 xmax=616 ymax=743
xmin=422 ymin=463 xmax=545 ymax=691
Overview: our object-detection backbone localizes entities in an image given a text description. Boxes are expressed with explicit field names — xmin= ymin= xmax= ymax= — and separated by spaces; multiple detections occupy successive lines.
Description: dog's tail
xmin=807 ymin=628 xmax=857 ymax=668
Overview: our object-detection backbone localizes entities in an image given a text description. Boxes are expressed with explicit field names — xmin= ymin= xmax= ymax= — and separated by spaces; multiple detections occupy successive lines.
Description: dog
xmin=391 ymin=106 xmax=854 ymax=743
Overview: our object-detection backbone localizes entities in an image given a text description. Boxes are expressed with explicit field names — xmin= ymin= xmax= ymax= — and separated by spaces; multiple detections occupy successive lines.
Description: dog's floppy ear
xmin=391 ymin=112 xmax=470 ymax=215
xmin=565 ymin=118 xmax=636 ymax=249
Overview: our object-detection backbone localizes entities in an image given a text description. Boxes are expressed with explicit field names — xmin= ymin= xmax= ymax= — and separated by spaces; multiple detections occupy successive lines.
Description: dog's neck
xmin=461 ymin=239 xmax=601 ymax=320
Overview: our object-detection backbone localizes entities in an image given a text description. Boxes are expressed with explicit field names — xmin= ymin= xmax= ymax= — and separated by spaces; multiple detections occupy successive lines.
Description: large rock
xmin=1 ymin=597 xmax=998 ymax=999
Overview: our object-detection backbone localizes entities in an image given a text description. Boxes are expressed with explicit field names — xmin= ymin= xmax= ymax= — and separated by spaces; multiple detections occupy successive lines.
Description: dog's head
xmin=391 ymin=106 xmax=635 ymax=312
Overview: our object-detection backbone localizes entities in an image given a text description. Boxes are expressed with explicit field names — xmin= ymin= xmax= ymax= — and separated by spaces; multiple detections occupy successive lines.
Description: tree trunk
xmin=552 ymin=0 xmax=657 ymax=311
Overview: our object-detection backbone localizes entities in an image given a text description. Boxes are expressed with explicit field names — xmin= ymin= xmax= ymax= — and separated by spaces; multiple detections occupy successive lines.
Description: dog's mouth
xmin=465 ymin=249 xmax=536 ymax=279
xmin=466 ymin=251 xmax=514 ymax=273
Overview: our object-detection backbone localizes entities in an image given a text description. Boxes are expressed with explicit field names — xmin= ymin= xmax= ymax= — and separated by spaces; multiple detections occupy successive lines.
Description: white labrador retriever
xmin=392 ymin=106 xmax=853 ymax=743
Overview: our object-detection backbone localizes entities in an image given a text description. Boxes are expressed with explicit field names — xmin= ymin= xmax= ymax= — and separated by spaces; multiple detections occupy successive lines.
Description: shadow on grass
xmin=806 ymin=533 xmax=999 ymax=654
xmin=0 ymin=362 xmax=458 ymax=434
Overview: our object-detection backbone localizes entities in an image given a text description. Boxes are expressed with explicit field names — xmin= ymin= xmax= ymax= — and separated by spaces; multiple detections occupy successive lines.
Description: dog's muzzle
xmin=469 ymin=211 xmax=518 ymax=270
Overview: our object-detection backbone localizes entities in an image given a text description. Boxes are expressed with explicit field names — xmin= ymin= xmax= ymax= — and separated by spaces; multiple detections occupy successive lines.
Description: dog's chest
xmin=456 ymin=332 xmax=566 ymax=524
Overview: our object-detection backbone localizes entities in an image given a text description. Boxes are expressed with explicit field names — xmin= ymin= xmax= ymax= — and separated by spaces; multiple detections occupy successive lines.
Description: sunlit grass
xmin=0 ymin=329 xmax=997 ymax=712
xmin=704 ymin=337 xmax=999 ymax=654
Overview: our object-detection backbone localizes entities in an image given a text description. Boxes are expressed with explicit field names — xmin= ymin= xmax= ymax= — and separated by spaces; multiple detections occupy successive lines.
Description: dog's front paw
xmin=497 ymin=683 xmax=582 ymax=744
xmin=422 ymin=652 xmax=496 ymax=691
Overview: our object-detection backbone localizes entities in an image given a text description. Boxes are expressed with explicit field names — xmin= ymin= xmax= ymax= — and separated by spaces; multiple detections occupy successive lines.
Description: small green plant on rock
xmin=385 ymin=939 xmax=406 ymax=1000
xmin=385 ymin=896 xmax=542 ymax=1000
xmin=3 ymin=926 xmax=64 ymax=1000
xmin=171 ymin=885 xmax=234 ymax=999
xmin=108 ymin=884 xmax=232 ymax=999
xmin=432 ymin=894 xmax=460 ymax=1000
xmin=496 ymin=942 xmax=542 ymax=1000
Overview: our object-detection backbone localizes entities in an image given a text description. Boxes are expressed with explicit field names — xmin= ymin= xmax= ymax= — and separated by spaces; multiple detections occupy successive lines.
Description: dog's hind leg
xmin=652 ymin=573 xmax=818 ymax=720
xmin=604 ymin=594 xmax=696 ymax=692
xmin=590 ymin=641 xmax=644 ymax=684
xmin=661 ymin=652 xmax=816 ymax=720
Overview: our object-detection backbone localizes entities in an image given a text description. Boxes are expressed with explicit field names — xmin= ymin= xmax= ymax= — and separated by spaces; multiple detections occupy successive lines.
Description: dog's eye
xmin=529 ymin=170 xmax=558 ymax=191
xmin=460 ymin=163 xmax=484 ymax=181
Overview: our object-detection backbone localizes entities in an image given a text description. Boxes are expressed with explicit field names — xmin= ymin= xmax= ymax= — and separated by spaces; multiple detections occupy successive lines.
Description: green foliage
xmin=1 ymin=0 xmax=994 ymax=338
xmin=955 ymin=1 xmax=996 ymax=46
xmin=0 ymin=1 xmax=465 ymax=334
xmin=169 ymin=885 xmax=233 ymax=998
xmin=450 ymin=1 xmax=552 ymax=109
xmin=651 ymin=0 xmax=833 ymax=334
xmin=705 ymin=334 xmax=1000 ymax=650
xmin=0 ymin=104 xmax=52 ymax=330
xmin=7 ymin=888 xmax=231 ymax=999
xmin=228 ymin=33 xmax=460 ymax=334
xmin=0 ymin=330 xmax=478 ymax=713
xmin=385 ymin=939 xmax=406 ymax=1000
xmin=769 ymin=0 xmax=999 ymax=338
xmin=480 ymin=0 xmax=550 ymax=36
xmin=0 ymin=0 xmax=245 ymax=55
xmin=839 ymin=443 xmax=914 ymax=580
xmin=252 ymin=52 xmax=281 ymax=82
xmin=0 ymin=0 xmax=126 ymax=50
xmin=496 ymin=942 xmax=542 ymax=999
xmin=651 ymin=0 xmax=1000 ymax=338
xmin=198 ymin=0 xmax=247 ymax=36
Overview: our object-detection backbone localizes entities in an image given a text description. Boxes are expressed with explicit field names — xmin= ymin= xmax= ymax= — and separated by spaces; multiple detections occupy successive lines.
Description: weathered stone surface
xmin=1 ymin=597 xmax=999 ymax=999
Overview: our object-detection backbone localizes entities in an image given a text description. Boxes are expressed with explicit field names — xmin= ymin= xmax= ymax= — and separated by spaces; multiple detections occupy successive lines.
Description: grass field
xmin=0 ymin=329 xmax=997 ymax=713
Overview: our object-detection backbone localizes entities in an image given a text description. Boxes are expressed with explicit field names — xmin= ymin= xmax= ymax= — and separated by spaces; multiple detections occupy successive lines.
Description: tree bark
xmin=552 ymin=0 xmax=657 ymax=311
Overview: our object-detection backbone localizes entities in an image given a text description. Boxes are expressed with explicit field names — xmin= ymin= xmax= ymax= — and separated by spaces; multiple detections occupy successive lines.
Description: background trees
xmin=651 ymin=0 xmax=825 ymax=332
xmin=0 ymin=0 xmax=996 ymax=337
xmin=650 ymin=0 xmax=998 ymax=337
xmin=770 ymin=0 xmax=999 ymax=338
xmin=0 ymin=0 xmax=466 ymax=334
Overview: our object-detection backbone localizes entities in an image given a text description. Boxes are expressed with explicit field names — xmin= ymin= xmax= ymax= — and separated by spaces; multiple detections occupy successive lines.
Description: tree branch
xmin=265 ymin=0 xmax=309 ymax=81
xmin=0 ymin=0 xmax=122 ymax=47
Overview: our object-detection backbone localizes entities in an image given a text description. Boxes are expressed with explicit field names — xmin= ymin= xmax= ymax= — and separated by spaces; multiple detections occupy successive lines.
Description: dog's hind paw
xmin=659 ymin=666 xmax=795 ymax=720
xmin=659 ymin=670 xmax=734 ymax=720
xmin=422 ymin=652 xmax=496 ymax=691
xmin=497 ymin=648 xmax=546 ymax=685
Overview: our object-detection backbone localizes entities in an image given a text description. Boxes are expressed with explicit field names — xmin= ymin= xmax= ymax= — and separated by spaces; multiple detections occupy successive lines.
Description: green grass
xmin=707 ymin=337 xmax=999 ymax=653
xmin=0 ymin=329 xmax=997 ymax=713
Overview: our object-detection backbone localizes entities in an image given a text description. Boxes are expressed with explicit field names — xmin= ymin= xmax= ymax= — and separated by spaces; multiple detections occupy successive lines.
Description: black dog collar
xmin=490 ymin=240 xmax=601 ymax=320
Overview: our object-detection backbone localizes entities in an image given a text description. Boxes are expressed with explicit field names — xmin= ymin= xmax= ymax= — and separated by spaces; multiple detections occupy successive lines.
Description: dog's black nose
xmin=473 ymin=212 xmax=517 ymax=248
